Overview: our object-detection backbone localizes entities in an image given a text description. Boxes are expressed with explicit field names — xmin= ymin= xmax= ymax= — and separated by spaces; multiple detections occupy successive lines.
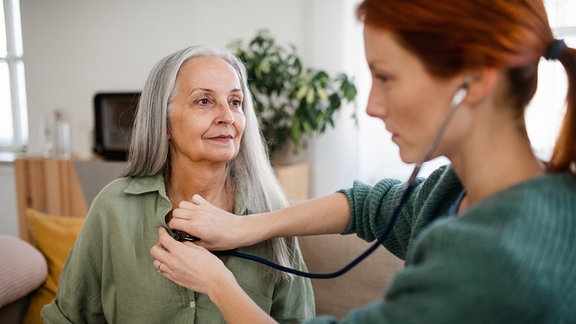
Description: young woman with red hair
xmin=151 ymin=1 xmax=576 ymax=322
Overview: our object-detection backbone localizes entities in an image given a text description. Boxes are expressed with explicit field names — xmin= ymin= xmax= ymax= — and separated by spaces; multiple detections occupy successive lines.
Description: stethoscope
xmin=174 ymin=80 xmax=470 ymax=279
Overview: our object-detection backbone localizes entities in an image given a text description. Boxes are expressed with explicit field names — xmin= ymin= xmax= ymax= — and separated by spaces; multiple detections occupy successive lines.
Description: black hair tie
xmin=544 ymin=39 xmax=566 ymax=60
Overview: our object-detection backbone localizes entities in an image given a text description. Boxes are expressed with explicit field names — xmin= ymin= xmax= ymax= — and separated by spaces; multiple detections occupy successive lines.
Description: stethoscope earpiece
xmin=463 ymin=76 xmax=473 ymax=88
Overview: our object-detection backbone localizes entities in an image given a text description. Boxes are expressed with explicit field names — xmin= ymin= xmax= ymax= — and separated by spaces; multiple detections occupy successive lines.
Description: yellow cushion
xmin=22 ymin=208 xmax=84 ymax=324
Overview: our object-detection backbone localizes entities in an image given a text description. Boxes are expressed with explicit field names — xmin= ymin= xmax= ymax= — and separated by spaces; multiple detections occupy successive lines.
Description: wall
xmin=1 ymin=0 xmax=362 ymax=235
xmin=20 ymin=0 xmax=360 ymax=195
xmin=21 ymin=0 xmax=307 ymax=159
xmin=305 ymin=0 xmax=360 ymax=196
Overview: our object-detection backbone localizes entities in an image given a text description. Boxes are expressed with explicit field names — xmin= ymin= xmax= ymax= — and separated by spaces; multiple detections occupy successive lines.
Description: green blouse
xmin=42 ymin=174 xmax=315 ymax=324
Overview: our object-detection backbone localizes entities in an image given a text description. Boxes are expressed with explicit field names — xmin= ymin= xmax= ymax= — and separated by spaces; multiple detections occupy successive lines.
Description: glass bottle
xmin=52 ymin=110 xmax=71 ymax=159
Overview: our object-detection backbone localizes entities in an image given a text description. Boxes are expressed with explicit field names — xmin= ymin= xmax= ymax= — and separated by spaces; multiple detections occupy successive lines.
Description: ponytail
xmin=548 ymin=45 xmax=576 ymax=174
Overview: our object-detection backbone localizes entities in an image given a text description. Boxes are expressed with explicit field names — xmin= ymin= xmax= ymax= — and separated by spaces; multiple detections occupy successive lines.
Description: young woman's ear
xmin=461 ymin=68 xmax=499 ymax=106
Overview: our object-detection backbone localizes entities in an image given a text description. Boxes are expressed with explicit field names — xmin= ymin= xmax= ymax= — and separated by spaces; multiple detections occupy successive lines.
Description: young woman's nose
xmin=366 ymin=90 xmax=387 ymax=120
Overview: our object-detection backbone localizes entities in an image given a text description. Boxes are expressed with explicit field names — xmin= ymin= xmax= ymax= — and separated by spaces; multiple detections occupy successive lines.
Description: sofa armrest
xmin=0 ymin=235 xmax=48 ymax=307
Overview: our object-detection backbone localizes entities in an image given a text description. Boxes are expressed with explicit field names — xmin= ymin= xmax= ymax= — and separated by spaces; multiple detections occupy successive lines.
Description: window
xmin=527 ymin=0 xmax=576 ymax=160
xmin=0 ymin=0 xmax=27 ymax=152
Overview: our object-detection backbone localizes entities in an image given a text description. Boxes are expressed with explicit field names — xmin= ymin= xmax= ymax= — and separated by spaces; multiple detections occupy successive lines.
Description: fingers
xmin=151 ymin=227 xmax=201 ymax=262
xmin=151 ymin=228 xmax=188 ymax=279
xmin=169 ymin=198 xmax=209 ymax=240
xmin=191 ymin=194 xmax=209 ymax=205
xmin=150 ymin=225 xmax=234 ymax=295
xmin=178 ymin=194 xmax=208 ymax=209
xmin=178 ymin=200 xmax=196 ymax=209
xmin=158 ymin=226 xmax=177 ymax=248
xmin=151 ymin=243 xmax=168 ymax=277
xmin=150 ymin=228 xmax=176 ymax=271
xmin=172 ymin=195 xmax=202 ymax=220
xmin=171 ymin=201 xmax=204 ymax=222
xmin=153 ymin=259 xmax=166 ymax=275
xmin=167 ymin=194 xmax=242 ymax=250
xmin=150 ymin=244 xmax=169 ymax=265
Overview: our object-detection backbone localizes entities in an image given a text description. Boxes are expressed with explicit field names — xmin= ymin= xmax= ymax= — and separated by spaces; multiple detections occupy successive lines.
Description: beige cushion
xmin=0 ymin=235 xmax=48 ymax=307
xmin=298 ymin=234 xmax=404 ymax=318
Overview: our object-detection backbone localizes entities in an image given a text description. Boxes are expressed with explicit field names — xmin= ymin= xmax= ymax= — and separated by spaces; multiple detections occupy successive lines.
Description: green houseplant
xmin=228 ymin=29 xmax=358 ymax=157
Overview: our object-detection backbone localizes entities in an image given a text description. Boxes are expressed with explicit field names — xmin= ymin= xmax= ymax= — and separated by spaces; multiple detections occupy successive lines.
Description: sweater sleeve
xmin=339 ymin=165 xmax=461 ymax=259
xmin=339 ymin=178 xmax=409 ymax=258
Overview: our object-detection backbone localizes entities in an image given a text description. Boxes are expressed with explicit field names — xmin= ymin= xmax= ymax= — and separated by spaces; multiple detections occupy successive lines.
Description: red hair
xmin=357 ymin=0 xmax=576 ymax=173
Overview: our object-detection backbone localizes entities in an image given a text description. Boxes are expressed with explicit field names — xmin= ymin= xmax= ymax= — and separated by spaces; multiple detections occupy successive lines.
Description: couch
xmin=0 ymin=209 xmax=84 ymax=324
xmin=299 ymin=234 xmax=404 ymax=318
xmin=0 ymin=235 xmax=47 ymax=324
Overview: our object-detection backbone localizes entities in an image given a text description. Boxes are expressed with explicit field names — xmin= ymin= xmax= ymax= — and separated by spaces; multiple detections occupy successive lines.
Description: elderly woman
xmin=42 ymin=45 xmax=315 ymax=323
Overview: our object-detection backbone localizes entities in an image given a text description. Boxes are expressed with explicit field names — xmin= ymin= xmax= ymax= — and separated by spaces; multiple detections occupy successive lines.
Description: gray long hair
xmin=123 ymin=45 xmax=294 ymax=281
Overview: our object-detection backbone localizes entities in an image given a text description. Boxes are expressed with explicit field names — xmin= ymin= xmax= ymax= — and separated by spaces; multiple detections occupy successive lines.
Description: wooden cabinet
xmin=14 ymin=157 xmax=88 ymax=242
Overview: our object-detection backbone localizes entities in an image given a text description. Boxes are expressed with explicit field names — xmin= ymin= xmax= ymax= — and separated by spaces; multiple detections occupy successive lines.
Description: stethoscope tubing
xmin=224 ymin=83 xmax=470 ymax=278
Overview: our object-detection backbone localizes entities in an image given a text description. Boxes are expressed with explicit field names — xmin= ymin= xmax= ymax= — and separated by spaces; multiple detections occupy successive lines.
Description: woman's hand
xmin=150 ymin=227 xmax=277 ymax=324
xmin=150 ymin=227 xmax=233 ymax=295
xmin=168 ymin=193 xmax=351 ymax=251
xmin=168 ymin=194 xmax=261 ymax=251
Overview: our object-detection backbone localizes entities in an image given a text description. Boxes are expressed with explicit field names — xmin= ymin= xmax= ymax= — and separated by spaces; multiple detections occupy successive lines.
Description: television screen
xmin=93 ymin=92 xmax=140 ymax=161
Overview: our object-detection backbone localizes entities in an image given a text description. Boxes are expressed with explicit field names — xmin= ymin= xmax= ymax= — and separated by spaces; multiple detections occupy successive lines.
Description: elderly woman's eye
xmin=196 ymin=98 xmax=210 ymax=105
xmin=230 ymin=99 xmax=242 ymax=108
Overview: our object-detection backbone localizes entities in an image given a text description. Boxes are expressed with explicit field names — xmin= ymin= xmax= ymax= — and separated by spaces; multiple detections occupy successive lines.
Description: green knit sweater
xmin=308 ymin=165 xmax=576 ymax=323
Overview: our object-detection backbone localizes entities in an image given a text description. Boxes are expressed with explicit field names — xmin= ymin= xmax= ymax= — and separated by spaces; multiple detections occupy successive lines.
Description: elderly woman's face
xmin=168 ymin=56 xmax=246 ymax=165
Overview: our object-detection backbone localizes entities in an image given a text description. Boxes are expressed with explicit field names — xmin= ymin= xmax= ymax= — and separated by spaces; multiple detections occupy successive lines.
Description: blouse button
xmin=189 ymin=301 xmax=196 ymax=309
